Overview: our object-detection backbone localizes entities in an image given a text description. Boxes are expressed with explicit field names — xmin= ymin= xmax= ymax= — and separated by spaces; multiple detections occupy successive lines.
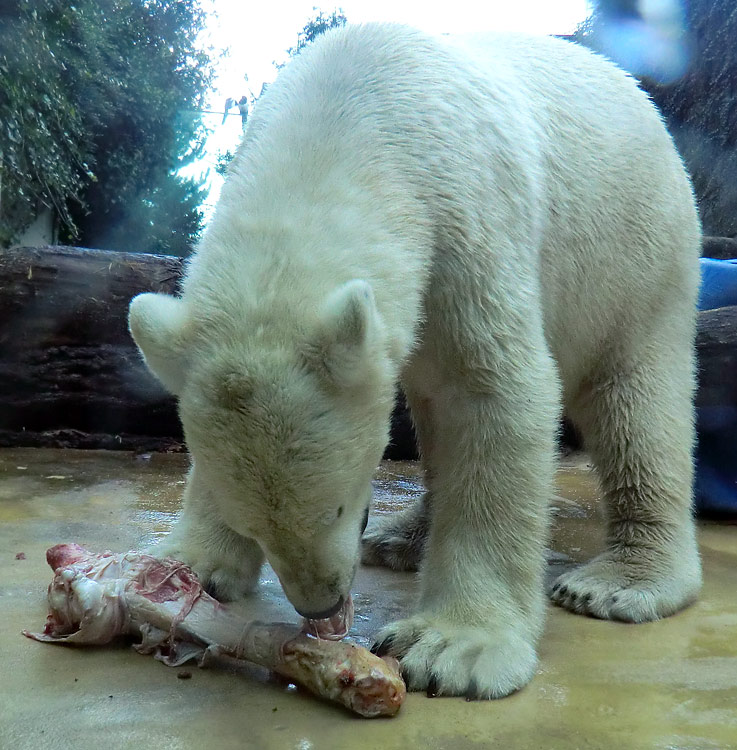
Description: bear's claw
xmin=370 ymin=633 xmax=396 ymax=657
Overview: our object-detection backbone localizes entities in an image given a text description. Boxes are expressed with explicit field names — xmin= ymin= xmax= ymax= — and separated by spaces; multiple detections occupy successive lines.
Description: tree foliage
xmin=285 ymin=8 xmax=348 ymax=60
xmin=0 ymin=0 xmax=215 ymax=254
xmin=215 ymin=149 xmax=236 ymax=178
xmin=0 ymin=1 xmax=89 ymax=246
xmin=578 ymin=0 xmax=737 ymax=238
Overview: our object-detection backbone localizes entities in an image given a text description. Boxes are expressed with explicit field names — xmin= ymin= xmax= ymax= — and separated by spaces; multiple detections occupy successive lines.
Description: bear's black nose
xmin=297 ymin=595 xmax=344 ymax=621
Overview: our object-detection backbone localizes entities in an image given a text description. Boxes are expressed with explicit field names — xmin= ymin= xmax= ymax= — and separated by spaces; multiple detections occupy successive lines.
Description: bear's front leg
xmin=373 ymin=353 xmax=560 ymax=698
xmin=152 ymin=463 xmax=265 ymax=601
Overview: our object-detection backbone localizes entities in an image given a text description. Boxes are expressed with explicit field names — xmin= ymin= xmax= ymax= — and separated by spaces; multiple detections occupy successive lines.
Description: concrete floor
xmin=1 ymin=448 xmax=736 ymax=750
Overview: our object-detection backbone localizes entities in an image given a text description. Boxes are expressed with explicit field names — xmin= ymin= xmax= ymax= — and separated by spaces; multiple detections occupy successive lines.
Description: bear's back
xmin=194 ymin=23 xmax=699 ymax=377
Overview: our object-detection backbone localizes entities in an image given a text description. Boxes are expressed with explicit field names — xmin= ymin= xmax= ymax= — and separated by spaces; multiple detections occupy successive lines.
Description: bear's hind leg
xmin=551 ymin=339 xmax=702 ymax=621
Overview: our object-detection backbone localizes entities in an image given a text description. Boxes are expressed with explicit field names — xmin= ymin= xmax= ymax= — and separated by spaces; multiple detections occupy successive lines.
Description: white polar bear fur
xmin=129 ymin=23 xmax=702 ymax=699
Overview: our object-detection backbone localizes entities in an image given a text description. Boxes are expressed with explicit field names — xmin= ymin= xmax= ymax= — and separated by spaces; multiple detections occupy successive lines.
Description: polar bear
xmin=129 ymin=23 xmax=702 ymax=699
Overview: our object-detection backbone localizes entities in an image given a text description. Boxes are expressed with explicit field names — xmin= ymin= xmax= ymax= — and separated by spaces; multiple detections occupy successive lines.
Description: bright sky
xmin=189 ymin=0 xmax=592 ymax=213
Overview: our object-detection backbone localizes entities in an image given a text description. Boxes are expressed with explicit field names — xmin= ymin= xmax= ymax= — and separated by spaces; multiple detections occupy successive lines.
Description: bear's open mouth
xmin=301 ymin=594 xmax=354 ymax=640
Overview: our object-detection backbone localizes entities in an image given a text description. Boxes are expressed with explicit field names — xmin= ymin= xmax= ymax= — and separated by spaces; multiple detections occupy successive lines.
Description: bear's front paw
xmin=151 ymin=536 xmax=263 ymax=602
xmin=371 ymin=615 xmax=537 ymax=699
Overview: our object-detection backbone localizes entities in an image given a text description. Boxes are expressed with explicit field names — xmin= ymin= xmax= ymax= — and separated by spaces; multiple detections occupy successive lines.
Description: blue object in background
xmin=697 ymin=258 xmax=737 ymax=310
xmin=694 ymin=258 xmax=737 ymax=516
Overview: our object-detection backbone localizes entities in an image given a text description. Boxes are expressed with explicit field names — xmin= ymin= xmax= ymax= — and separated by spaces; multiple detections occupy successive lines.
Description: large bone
xmin=23 ymin=544 xmax=405 ymax=718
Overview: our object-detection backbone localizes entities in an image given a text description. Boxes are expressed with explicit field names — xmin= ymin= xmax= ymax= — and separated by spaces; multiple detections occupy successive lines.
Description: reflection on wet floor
xmin=2 ymin=448 xmax=736 ymax=750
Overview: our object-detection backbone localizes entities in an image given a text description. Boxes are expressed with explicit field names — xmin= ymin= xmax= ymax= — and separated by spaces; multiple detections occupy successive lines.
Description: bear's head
xmin=128 ymin=280 xmax=393 ymax=619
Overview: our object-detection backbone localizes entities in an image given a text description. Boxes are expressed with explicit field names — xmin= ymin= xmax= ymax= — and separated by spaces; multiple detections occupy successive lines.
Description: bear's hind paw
xmin=360 ymin=501 xmax=429 ymax=572
xmin=549 ymin=551 xmax=701 ymax=622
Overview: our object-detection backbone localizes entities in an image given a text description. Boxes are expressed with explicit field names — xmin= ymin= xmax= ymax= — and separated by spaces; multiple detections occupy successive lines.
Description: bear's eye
xmin=336 ymin=506 xmax=344 ymax=518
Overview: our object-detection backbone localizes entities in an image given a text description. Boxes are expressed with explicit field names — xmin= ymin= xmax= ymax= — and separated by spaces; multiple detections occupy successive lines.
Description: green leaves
xmin=0 ymin=1 xmax=89 ymax=245
xmin=287 ymin=8 xmax=348 ymax=58
xmin=274 ymin=8 xmax=347 ymax=70
xmin=1 ymin=0 xmax=215 ymax=254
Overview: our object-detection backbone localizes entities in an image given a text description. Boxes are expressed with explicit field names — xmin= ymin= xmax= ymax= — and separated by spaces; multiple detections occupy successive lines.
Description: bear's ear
xmin=311 ymin=280 xmax=381 ymax=389
xmin=128 ymin=293 xmax=190 ymax=395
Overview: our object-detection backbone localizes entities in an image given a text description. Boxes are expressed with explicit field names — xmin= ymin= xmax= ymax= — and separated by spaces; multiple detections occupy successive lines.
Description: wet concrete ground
xmin=1 ymin=448 xmax=736 ymax=750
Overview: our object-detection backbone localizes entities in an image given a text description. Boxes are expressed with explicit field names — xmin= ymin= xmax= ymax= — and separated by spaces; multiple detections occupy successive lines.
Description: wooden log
xmin=2 ymin=246 xmax=734 ymax=456
xmin=701 ymin=236 xmax=737 ymax=260
xmin=696 ymin=306 xmax=737 ymax=409
xmin=0 ymin=245 xmax=418 ymax=457
xmin=0 ymin=246 xmax=186 ymax=451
